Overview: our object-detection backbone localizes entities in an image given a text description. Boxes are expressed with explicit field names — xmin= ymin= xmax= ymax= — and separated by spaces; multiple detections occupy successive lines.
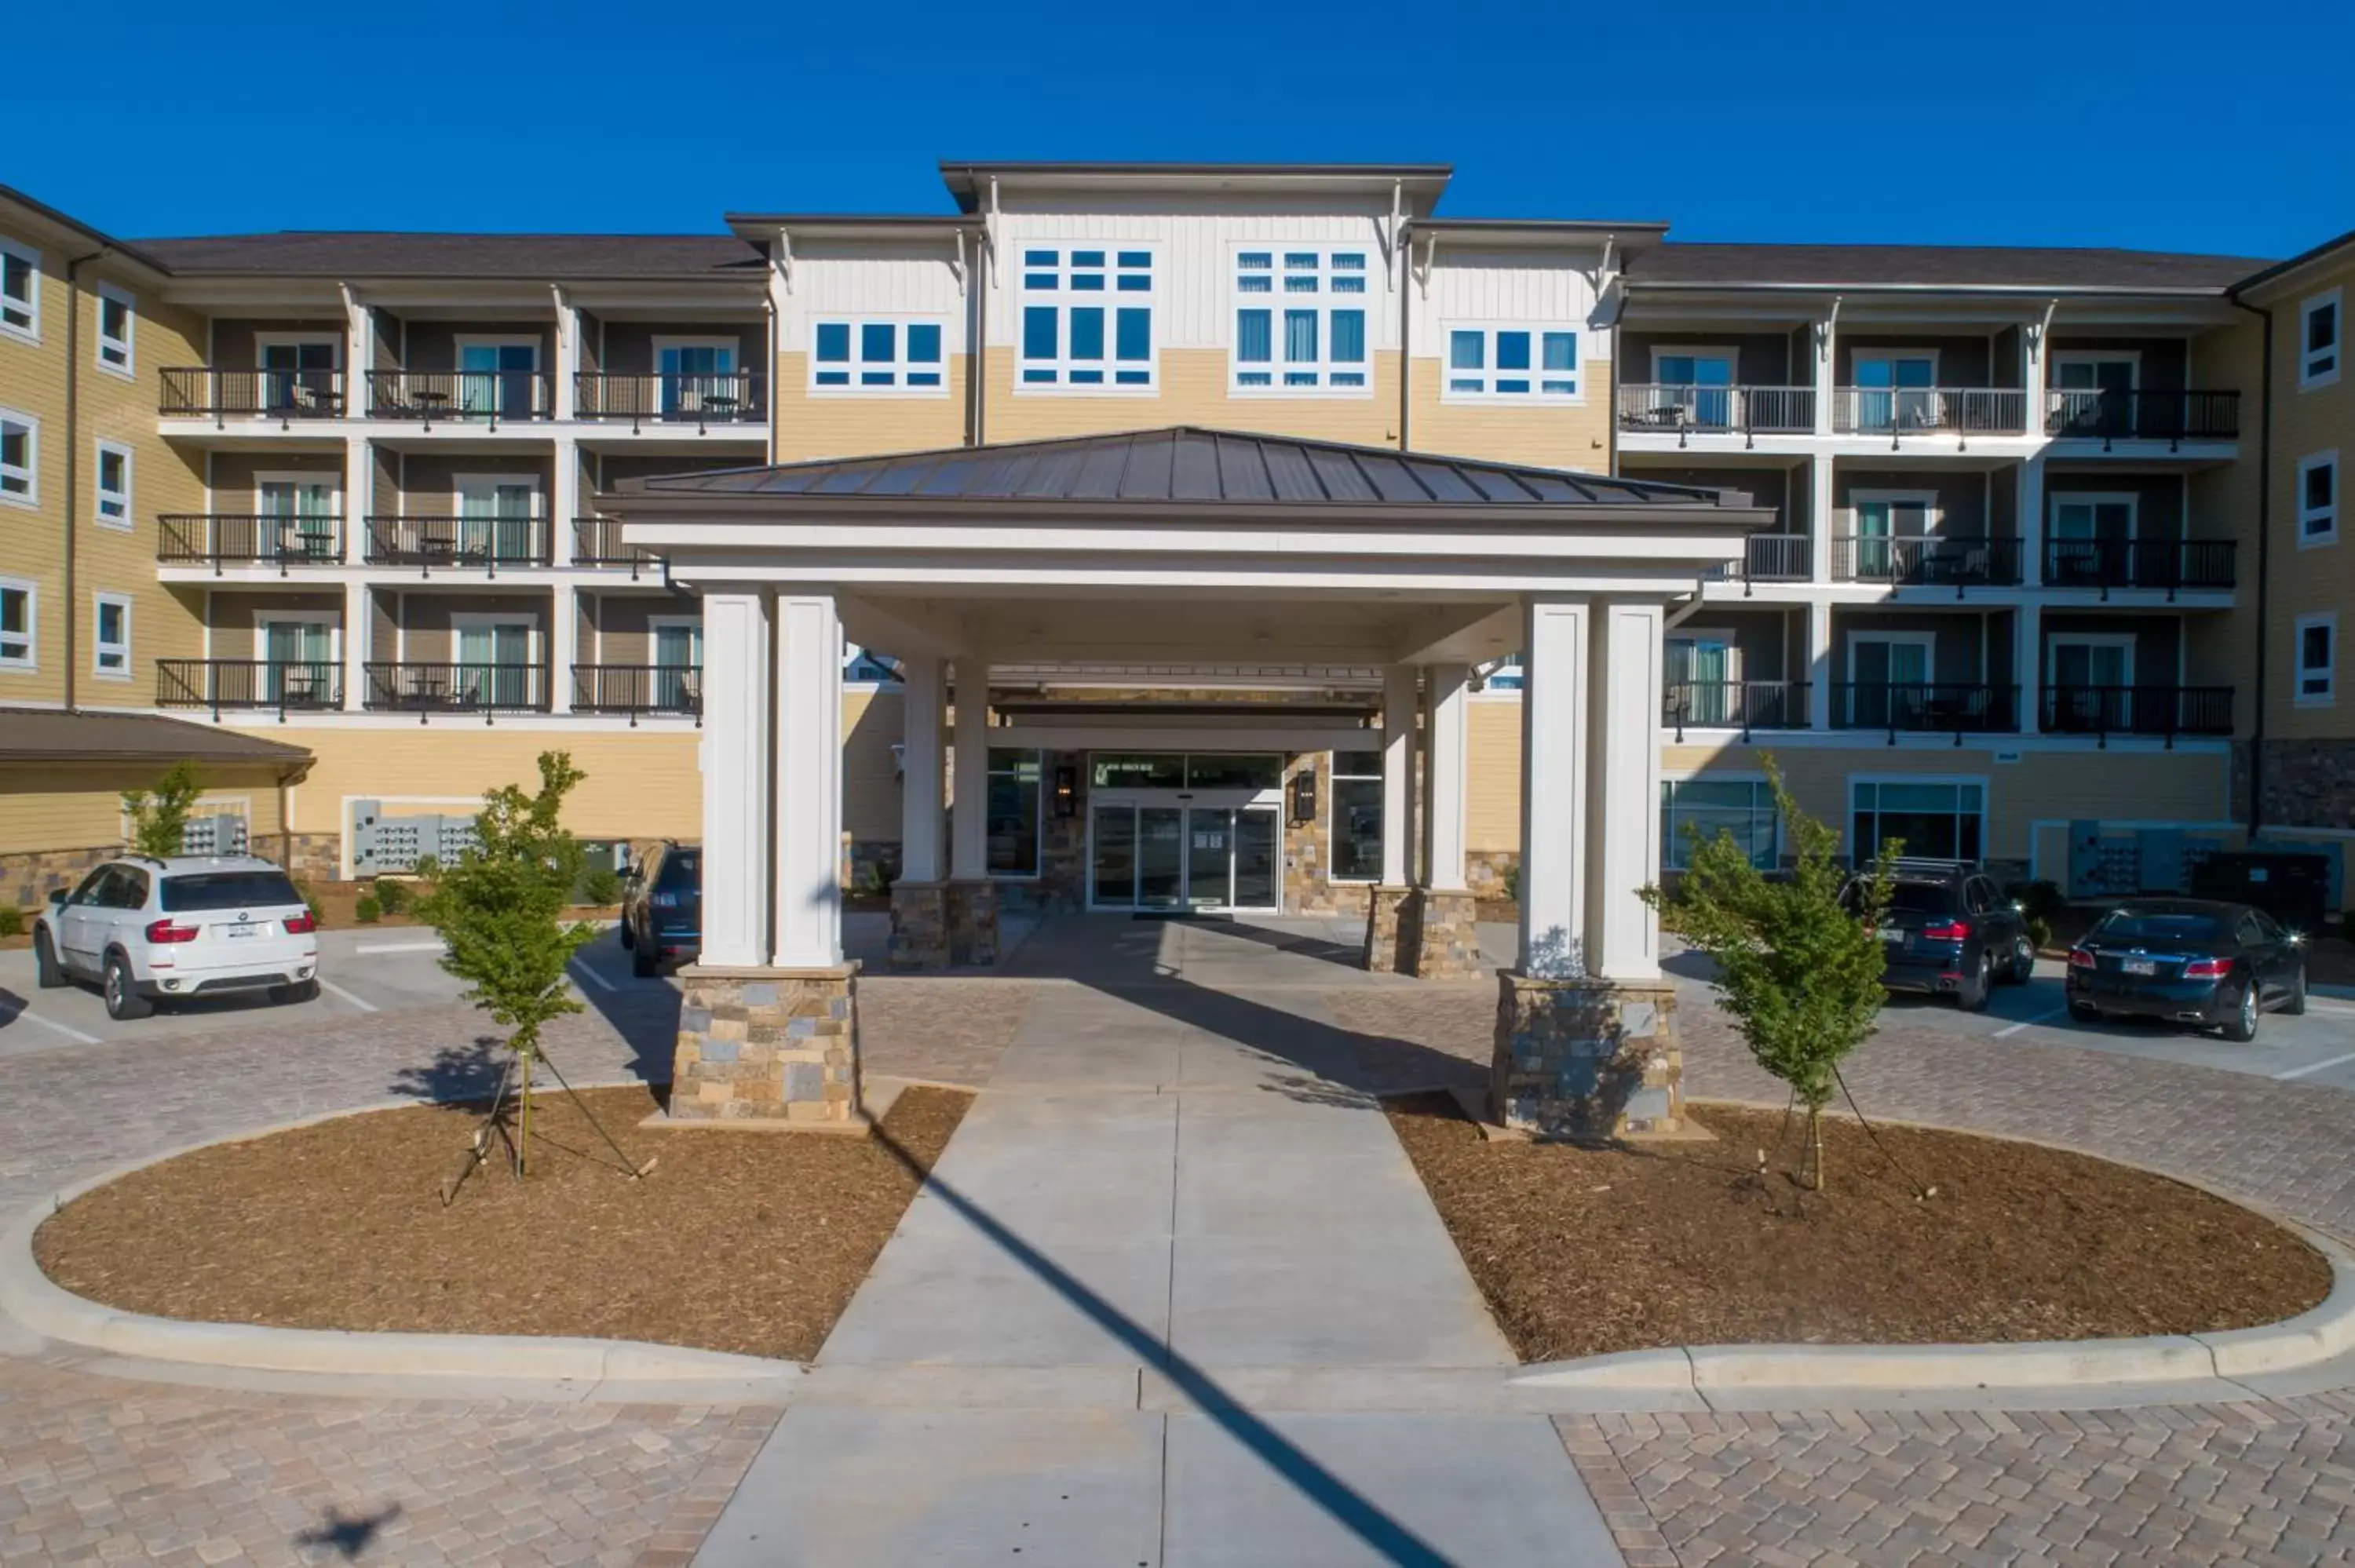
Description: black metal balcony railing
xmin=1702 ymin=533 xmax=1813 ymax=587
xmin=572 ymin=664 xmax=703 ymax=724
xmin=1835 ymin=683 xmax=2019 ymax=743
xmin=157 ymin=514 xmax=345 ymax=572
xmin=1614 ymin=384 xmax=1816 ymax=440
xmin=1831 ymin=387 xmax=2028 ymax=438
xmin=571 ymin=516 xmax=663 ymax=576
xmin=159 ymin=368 xmax=345 ymax=423
xmin=2043 ymin=538 xmax=2238 ymax=596
xmin=365 ymin=370 xmax=553 ymax=425
xmin=1832 ymin=534 xmax=2023 ymax=593
xmin=156 ymin=659 xmax=342 ymax=720
xmin=363 ymin=516 xmax=553 ymax=573
xmin=575 ymin=372 xmax=766 ymax=432
xmin=2044 ymin=388 xmax=2240 ymax=445
xmin=364 ymin=662 xmax=550 ymax=720
xmin=1663 ymin=680 xmax=1812 ymax=740
xmin=2040 ymin=685 xmax=2234 ymax=746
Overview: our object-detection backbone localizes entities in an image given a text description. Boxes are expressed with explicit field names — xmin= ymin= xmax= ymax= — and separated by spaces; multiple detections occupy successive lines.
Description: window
xmin=1851 ymin=779 xmax=1984 ymax=862
xmin=1444 ymin=324 xmax=1580 ymax=400
xmin=1018 ymin=246 xmax=1156 ymax=389
xmin=94 ymin=440 xmax=132 ymax=530
xmin=2302 ymin=290 xmax=2342 ymax=389
xmin=1231 ymin=246 xmax=1370 ymax=392
xmin=0 ymin=576 xmax=35 ymax=668
xmin=2296 ymin=613 xmax=2336 ymax=707
xmin=2298 ymin=452 xmax=2339 ymax=546
xmin=810 ymin=319 xmax=947 ymax=392
xmin=0 ymin=237 xmax=36 ymax=342
xmin=92 ymin=593 xmax=131 ymax=680
xmin=986 ymin=748 xmax=1042 ymax=877
xmin=1329 ymin=749 xmax=1383 ymax=882
xmin=96 ymin=285 xmax=134 ymax=375
xmin=0 ymin=408 xmax=34 ymax=506
xmin=1661 ymin=779 xmax=1780 ymax=871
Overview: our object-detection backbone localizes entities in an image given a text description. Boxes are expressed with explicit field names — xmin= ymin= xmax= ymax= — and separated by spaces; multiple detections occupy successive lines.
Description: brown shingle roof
xmin=1628 ymin=242 xmax=2270 ymax=292
xmin=131 ymin=232 xmax=767 ymax=279
xmin=0 ymin=709 xmax=312 ymax=765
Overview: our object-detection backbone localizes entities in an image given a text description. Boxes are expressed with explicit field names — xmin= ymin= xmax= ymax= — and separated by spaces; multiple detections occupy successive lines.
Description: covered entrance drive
xmin=607 ymin=427 xmax=1765 ymax=1136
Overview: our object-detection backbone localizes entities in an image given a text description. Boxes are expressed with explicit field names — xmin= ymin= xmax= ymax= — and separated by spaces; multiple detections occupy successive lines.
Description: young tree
xmin=1643 ymin=759 xmax=1893 ymax=1192
xmin=121 ymin=761 xmax=205 ymax=858
xmin=418 ymin=751 xmax=598 ymax=1177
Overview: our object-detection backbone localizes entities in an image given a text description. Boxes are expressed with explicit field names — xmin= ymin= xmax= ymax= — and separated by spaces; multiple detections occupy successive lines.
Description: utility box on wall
xmin=349 ymin=800 xmax=483 ymax=877
xmin=179 ymin=814 xmax=250 ymax=858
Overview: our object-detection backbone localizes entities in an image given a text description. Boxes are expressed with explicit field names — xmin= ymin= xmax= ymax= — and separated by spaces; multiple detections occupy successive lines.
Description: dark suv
xmin=619 ymin=843 xmax=700 ymax=977
xmin=1841 ymin=858 xmax=2036 ymax=1012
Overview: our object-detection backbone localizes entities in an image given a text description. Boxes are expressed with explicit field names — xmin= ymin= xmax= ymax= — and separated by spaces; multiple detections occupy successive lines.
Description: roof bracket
xmin=950 ymin=231 xmax=968 ymax=297
xmin=773 ymin=229 xmax=793 ymax=295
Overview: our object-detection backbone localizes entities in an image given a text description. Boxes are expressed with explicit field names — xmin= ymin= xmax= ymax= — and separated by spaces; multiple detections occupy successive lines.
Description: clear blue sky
xmin=19 ymin=0 xmax=2351 ymax=261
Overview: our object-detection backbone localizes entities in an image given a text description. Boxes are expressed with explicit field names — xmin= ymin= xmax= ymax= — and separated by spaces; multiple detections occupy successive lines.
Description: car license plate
xmin=225 ymin=922 xmax=259 ymax=940
xmin=2123 ymin=957 xmax=2156 ymax=975
xmin=1876 ymin=927 xmax=1903 ymax=942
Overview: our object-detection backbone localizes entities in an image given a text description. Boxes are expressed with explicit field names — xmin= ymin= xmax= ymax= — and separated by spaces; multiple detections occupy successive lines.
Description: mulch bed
xmin=35 ymin=1083 xmax=970 ymax=1362
xmin=1387 ymin=1096 xmax=2331 ymax=1363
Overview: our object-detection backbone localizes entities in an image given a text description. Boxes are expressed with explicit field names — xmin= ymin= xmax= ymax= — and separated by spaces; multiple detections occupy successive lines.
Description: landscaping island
xmin=1389 ymin=1096 xmax=2334 ymax=1362
xmin=35 ymin=1084 xmax=970 ymax=1362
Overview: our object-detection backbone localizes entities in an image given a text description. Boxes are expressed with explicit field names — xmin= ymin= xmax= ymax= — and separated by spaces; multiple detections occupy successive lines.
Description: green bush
xmin=579 ymin=866 xmax=623 ymax=907
xmin=290 ymin=876 xmax=319 ymax=917
xmin=355 ymin=893 xmax=383 ymax=924
xmin=372 ymin=877 xmax=411 ymax=916
xmin=2025 ymin=915 xmax=2054 ymax=952
xmin=0 ymin=906 xmax=22 ymax=939
xmin=2003 ymin=879 xmax=2068 ymax=924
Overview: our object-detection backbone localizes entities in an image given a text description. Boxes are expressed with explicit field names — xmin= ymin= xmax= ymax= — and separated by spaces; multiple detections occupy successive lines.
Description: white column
xmin=2017 ymin=455 xmax=2046 ymax=589
xmin=950 ymin=653 xmax=990 ymax=881
xmin=900 ymin=653 xmax=946 ymax=884
xmin=1808 ymin=452 xmax=1836 ymax=584
xmin=772 ymin=594 xmax=844 ymax=969
xmin=343 ymin=436 xmax=371 ymax=566
xmin=1421 ymin=664 xmax=1470 ymax=892
xmin=1518 ymin=600 xmax=1590 ymax=977
xmin=1812 ymin=313 xmax=1837 ymax=436
xmin=1380 ymin=664 xmax=1417 ymax=885
xmin=1587 ymin=600 xmax=1666 ymax=982
xmin=550 ymin=439 xmax=578 ymax=567
xmin=551 ymin=290 xmax=578 ymax=422
xmin=2015 ymin=601 xmax=2042 ymax=735
xmin=699 ymin=591 xmax=772 ymax=968
xmin=1806 ymin=598 xmax=1835 ymax=733
xmin=340 ymin=580 xmax=369 ymax=713
xmin=548 ymin=584 xmax=575 ymax=715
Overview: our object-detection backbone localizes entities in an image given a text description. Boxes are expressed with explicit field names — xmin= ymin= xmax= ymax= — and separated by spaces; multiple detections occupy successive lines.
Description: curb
xmin=0 ymin=1088 xmax=804 ymax=1402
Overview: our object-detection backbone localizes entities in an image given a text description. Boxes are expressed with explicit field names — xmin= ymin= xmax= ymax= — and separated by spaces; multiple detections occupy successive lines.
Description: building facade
xmin=1 ymin=166 xmax=2346 ymax=923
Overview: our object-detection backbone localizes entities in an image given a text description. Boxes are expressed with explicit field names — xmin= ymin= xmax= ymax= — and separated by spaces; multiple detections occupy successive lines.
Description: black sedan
xmin=2065 ymin=899 xmax=2309 ymax=1041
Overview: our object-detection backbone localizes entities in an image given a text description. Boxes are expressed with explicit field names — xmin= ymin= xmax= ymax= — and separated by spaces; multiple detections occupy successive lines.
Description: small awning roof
xmin=0 ymin=708 xmax=312 ymax=766
xmin=613 ymin=427 xmax=1748 ymax=515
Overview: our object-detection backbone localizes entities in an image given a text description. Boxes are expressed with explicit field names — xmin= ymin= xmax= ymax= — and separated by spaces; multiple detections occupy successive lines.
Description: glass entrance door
xmin=1137 ymin=807 xmax=1185 ymax=909
xmin=1089 ymin=801 xmax=1279 ymax=911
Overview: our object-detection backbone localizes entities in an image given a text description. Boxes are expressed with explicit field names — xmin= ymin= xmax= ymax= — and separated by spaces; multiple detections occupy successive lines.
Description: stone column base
xmin=668 ymin=963 xmax=860 ymax=1124
xmin=1361 ymin=884 xmax=1415 ymax=972
xmin=1489 ymin=972 xmax=1681 ymax=1140
xmin=1401 ymin=886 xmax=1484 ymax=980
xmin=887 ymin=881 xmax=950 ymax=972
xmin=946 ymin=880 xmax=999 ymax=968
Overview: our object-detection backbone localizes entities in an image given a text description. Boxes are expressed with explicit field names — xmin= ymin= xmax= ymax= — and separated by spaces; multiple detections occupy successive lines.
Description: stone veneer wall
xmin=1490 ymin=975 xmax=1682 ymax=1140
xmin=668 ymin=965 xmax=860 ymax=1123
xmin=1362 ymin=885 xmax=1411 ymax=972
xmin=1400 ymin=886 xmax=1484 ymax=979
xmin=1466 ymin=850 xmax=1519 ymax=902
xmin=887 ymin=882 xmax=949 ymax=971
xmin=1 ymin=846 xmax=114 ymax=914
xmin=2260 ymin=740 xmax=2355 ymax=832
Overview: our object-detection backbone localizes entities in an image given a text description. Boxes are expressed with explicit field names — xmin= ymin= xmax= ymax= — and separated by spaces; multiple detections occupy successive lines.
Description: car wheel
xmin=1959 ymin=950 xmax=1993 ymax=1012
xmin=631 ymin=948 xmax=659 ymax=979
xmin=2006 ymin=934 xmax=2036 ymax=984
xmin=2283 ymin=965 xmax=2308 ymax=1017
xmin=103 ymin=954 xmax=153 ymax=1022
xmin=271 ymin=979 xmax=320 ymax=1006
xmin=617 ymin=919 xmax=634 ymax=950
xmin=32 ymin=928 xmax=68 ymax=990
xmin=2222 ymin=981 xmax=2260 ymax=1043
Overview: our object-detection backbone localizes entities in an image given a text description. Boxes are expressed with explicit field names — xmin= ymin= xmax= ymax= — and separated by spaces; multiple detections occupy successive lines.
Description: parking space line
xmin=2305 ymin=1000 xmax=2355 ymax=1019
xmin=2275 ymin=1049 xmax=2355 ymax=1082
xmin=315 ymin=977 xmax=379 ymax=1013
xmin=568 ymin=958 xmax=617 ymax=994
xmin=354 ymin=939 xmax=444 ymax=955
xmin=1993 ymin=1005 xmax=2070 ymax=1039
xmin=2 ymin=1007 xmax=102 ymax=1045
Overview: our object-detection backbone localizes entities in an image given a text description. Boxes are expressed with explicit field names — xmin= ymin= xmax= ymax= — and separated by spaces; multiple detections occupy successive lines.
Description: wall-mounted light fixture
xmin=1288 ymin=768 xmax=1317 ymax=826
xmin=1053 ymin=762 xmax=1078 ymax=819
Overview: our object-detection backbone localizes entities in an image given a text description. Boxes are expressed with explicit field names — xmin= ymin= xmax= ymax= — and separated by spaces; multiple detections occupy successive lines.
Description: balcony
xmin=159 ymin=369 xmax=345 ymax=425
xmin=1663 ymin=680 xmax=1812 ymax=740
xmin=572 ymin=516 xmax=663 ymax=576
xmin=2043 ymin=538 xmax=2237 ymax=596
xmin=1703 ymin=533 xmax=1813 ymax=587
xmin=573 ymin=664 xmax=703 ymax=724
xmin=363 ymin=662 xmax=550 ymax=718
xmin=363 ymin=516 xmax=553 ymax=574
xmin=1832 ymin=534 xmax=2022 ymax=593
xmin=1833 ymin=683 xmax=2017 ymax=742
xmin=1831 ymin=388 xmax=2028 ymax=439
xmin=158 ymin=514 xmax=345 ymax=573
xmin=364 ymin=370 xmax=553 ymax=426
xmin=575 ymin=372 xmax=766 ymax=432
xmin=1615 ymin=385 xmax=1814 ymax=442
xmin=2045 ymin=388 xmax=2239 ymax=447
xmin=157 ymin=658 xmax=341 ymax=720
xmin=2040 ymin=685 xmax=2233 ymax=745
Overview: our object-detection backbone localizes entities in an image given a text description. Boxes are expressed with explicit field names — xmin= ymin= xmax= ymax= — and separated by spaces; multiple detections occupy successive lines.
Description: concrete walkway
xmin=696 ymin=919 xmax=1622 ymax=1566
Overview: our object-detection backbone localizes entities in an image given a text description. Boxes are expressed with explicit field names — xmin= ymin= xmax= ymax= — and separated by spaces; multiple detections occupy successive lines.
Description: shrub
xmin=0 ymin=907 xmax=22 ymax=939
xmin=354 ymin=893 xmax=383 ymax=924
xmin=290 ymin=876 xmax=319 ymax=917
xmin=372 ymin=877 xmax=411 ymax=916
xmin=121 ymin=761 xmax=204 ymax=858
xmin=2025 ymin=915 xmax=2054 ymax=953
xmin=579 ymin=866 xmax=623 ymax=907
xmin=2003 ymin=879 xmax=2068 ymax=925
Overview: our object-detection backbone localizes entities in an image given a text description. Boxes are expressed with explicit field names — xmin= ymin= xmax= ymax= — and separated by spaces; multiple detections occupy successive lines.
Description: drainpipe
xmin=2232 ymin=296 xmax=2274 ymax=837
xmin=1396 ymin=223 xmax=1411 ymax=450
xmin=62 ymin=245 xmax=110 ymax=709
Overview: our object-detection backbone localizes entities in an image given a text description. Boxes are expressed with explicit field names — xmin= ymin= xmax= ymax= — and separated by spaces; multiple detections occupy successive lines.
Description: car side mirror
xmin=46 ymin=890 xmax=66 ymax=907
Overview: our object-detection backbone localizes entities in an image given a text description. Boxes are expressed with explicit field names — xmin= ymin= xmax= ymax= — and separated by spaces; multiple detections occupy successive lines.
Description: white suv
xmin=33 ymin=855 xmax=320 ymax=1021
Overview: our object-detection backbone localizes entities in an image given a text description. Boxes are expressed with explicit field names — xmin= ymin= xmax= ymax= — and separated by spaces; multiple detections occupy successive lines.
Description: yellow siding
xmin=981 ymin=349 xmax=1403 ymax=447
xmin=2189 ymin=315 xmax=2265 ymax=729
xmin=1466 ymin=697 xmax=1522 ymax=851
xmin=772 ymin=353 xmax=969 ymax=461
xmin=843 ymin=687 xmax=905 ymax=842
xmin=0 ymin=762 xmax=288 ymax=855
xmin=0 ymin=230 xmax=69 ymax=706
xmin=1408 ymin=357 xmax=1615 ymax=471
xmin=2262 ymin=253 xmax=2355 ymax=741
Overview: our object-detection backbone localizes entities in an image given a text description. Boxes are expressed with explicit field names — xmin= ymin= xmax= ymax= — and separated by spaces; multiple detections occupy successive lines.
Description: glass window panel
xmin=1115 ymin=308 xmax=1150 ymax=362
xmin=1450 ymin=330 xmax=1484 ymax=370
xmin=1114 ymin=369 xmax=1150 ymax=385
xmin=1091 ymin=753 xmax=1185 ymax=789
xmin=1331 ymin=310 xmax=1365 ymax=364
xmin=816 ymin=371 xmax=849 ymax=385
xmin=1024 ymin=273 xmax=1057 ymax=290
xmin=1331 ymin=777 xmax=1383 ymax=880
xmin=1072 ymin=274 xmax=1105 ymax=292
xmin=1496 ymin=332 xmax=1532 ymax=370
xmin=1236 ymin=309 xmax=1272 ymax=364
xmin=1239 ymin=253 xmax=1271 ymax=269
xmin=1024 ymin=250 xmax=1057 ymax=267
xmin=860 ymin=323 xmax=896 ymax=363
xmin=1069 ymin=308 xmax=1104 ymax=360
xmin=1334 ymin=750 xmax=1382 ymax=777
xmin=814 ymin=323 xmax=849 ymax=363
xmin=1023 ymin=307 xmax=1057 ymax=361
xmin=1117 ymin=251 xmax=1151 ymax=269
xmin=907 ymin=323 xmax=942 ymax=363
xmin=1185 ymin=754 xmax=1282 ymax=790
xmin=1072 ymin=250 xmax=1104 ymax=268
xmin=1543 ymin=332 xmax=1576 ymax=371
xmin=1283 ymin=310 xmax=1317 ymax=364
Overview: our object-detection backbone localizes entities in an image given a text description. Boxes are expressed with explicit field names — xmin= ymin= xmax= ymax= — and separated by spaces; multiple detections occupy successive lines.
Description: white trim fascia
xmin=2297 ymin=450 xmax=2339 ymax=549
xmin=2298 ymin=288 xmax=2342 ymax=391
xmin=93 ymin=437 xmax=135 ymax=531
xmin=90 ymin=590 xmax=133 ymax=680
xmin=94 ymin=283 xmax=137 ymax=379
